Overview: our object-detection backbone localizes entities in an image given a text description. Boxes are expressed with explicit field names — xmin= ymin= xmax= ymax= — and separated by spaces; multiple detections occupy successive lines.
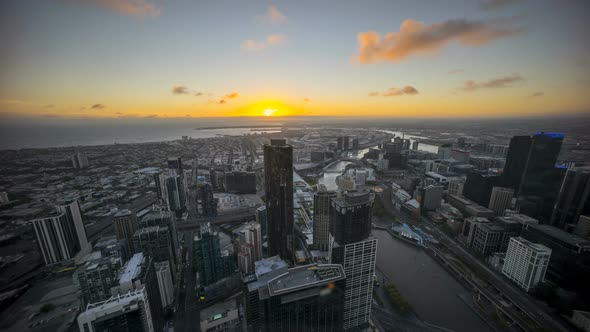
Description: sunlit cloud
xmin=90 ymin=103 xmax=106 ymax=109
xmin=218 ymin=92 xmax=239 ymax=104
xmin=79 ymin=0 xmax=160 ymax=17
xmin=355 ymin=18 xmax=523 ymax=64
xmin=243 ymin=34 xmax=287 ymax=51
xmin=529 ymin=91 xmax=544 ymax=97
xmin=303 ymin=98 xmax=311 ymax=102
xmin=461 ymin=74 xmax=524 ymax=91
xmin=480 ymin=0 xmax=522 ymax=10
xmin=44 ymin=104 xmax=55 ymax=108
xmin=257 ymin=5 xmax=286 ymax=24
xmin=172 ymin=85 xmax=189 ymax=95
xmin=369 ymin=86 xmax=419 ymax=97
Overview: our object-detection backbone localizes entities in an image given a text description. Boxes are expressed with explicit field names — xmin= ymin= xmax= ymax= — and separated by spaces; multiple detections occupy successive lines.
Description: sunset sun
xmin=263 ymin=108 xmax=277 ymax=117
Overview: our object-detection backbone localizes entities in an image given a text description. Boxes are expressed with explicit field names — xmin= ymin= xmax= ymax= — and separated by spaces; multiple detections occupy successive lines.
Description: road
xmin=175 ymin=229 xmax=201 ymax=332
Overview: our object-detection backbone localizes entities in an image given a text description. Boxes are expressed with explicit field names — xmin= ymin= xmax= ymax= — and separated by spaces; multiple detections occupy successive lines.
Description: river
xmin=318 ymin=160 xmax=351 ymax=190
xmin=372 ymin=229 xmax=491 ymax=332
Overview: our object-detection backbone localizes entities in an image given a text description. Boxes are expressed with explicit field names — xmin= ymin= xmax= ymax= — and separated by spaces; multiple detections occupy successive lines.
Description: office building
xmin=488 ymin=187 xmax=514 ymax=216
xmin=94 ymin=235 xmax=128 ymax=261
xmin=343 ymin=136 xmax=350 ymax=150
xmin=32 ymin=212 xmax=80 ymax=265
xmin=56 ymin=199 xmax=90 ymax=255
xmin=236 ymin=222 xmax=262 ymax=274
xmin=255 ymin=206 xmax=267 ymax=239
xmin=376 ymin=153 xmax=389 ymax=171
xmin=193 ymin=224 xmax=236 ymax=287
xmin=224 ymin=171 xmax=257 ymax=194
xmin=337 ymin=137 xmax=344 ymax=151
xmin=520 ymin=223 xmax=590 ymax=289
xmin=77 ymin=289 xmax=154 ymax=332
xmin=132 ymin=226 xmax=174 ymax=268
xmin=463 ymin=170 xmax=502 ymax=207
xmin=331 ymin=239 xmax=377 ymax=330
xmin=167 ymin=156 xmax=182 ymax=176
xmin=75 ymin=255 xmax=122 ymax=308
xmin=503 ymin=135 xmax=533 ymax=192
xmin=244 ymin=256 xmax=346 ymax=331
xmin=200 ymin=298 xmax=241 ymax=332
xmin=164 ymin=174 xmax=187 ymax=218
xmin=330 ymin=189 xmax=374 ymax=244
xmin=140 ymin=209 xmax=179 ymax=265
xmin=423 ymin=184 xmax=443 ymax=211
xmin=154 ymin=261 xmax=174 ymax=308
xmin=447 ymin=179 xmax=464 ymax=197
xmin=438 ymin=144 xmax=452 ymax=159
xmin=463 ymin=217 xmax=521 ymax=257
xmin=313 ymin=185 xmax=337 ymax=251
xmin=352 ymin=137 xmax=359 ymax=149
xmin=197 ymin=182 xmax=218 ymax=218
xmin=264 ymin=139 xmax=294 ymax=261
xmin=72 ymin=152 xmax=89 ymax=169
xmin=576 ymin=215 xmax=590 ymax=238
xmin=112 ymin=253 xmax=164 ymax=331
xmin=502 ymin=237 xmax=552 ymax=292
xmin=113 ymin=209 xmax=139 ymax=254
xmin=550 ymin=166 xmax=590 ymax=230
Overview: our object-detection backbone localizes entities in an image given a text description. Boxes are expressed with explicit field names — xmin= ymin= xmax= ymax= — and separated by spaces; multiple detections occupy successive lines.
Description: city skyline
xmin=1 ymin=0 xmax=589 ymax=119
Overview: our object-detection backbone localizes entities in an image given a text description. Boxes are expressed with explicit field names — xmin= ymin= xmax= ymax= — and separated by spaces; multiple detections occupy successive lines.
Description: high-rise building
xmin=264 ymin=139 xmax=294 ymax=261
xmin=32 ymin=212 xmax=80 ymax=265
xmin=209 ymin=167 xmax=218 ymax=190
xmin=331 ymin=239 xmax=377 ymax=330
xmin=112 ymin=253 xmax=164 ymax=331
xmin=255 ymin=206 xmax=267 ymax=239
xmin=337 ymin=137 xmax=344 ymax=151
xmin=503 ymin=136 xmax=533 ymax=192
xmin=502 ymin=237 xmax=552 ymax=292
xmin=463 ymin=170 xmax=502 ymax=207
xmin=75 ymin=255 xmax=122 ymax=308
xmin=72 ymin=152 xmax=89 ymax=169
xmin=77 ymin=289 xmax=154 ymax=332
xmin=343 ymin=136 xmax=350 ymax=150
xmin=352 ymin=137 xmax=359 ymax=149
xmin=550 ymin=166 xmax=590 ymax=230
xmin=140 ymin=209 xmax=179 ymax=265
xmin=329 ymin=189 xmax=374 ymax=245
xmin=438 ymin=144 xmax=452 ymax=159
xmin=193 ymin=224 xmax=236 ymax=287
xmin=488 ymin=187 xmax=514 ymax=216
xmin=113 ymin=209 xmax=139 ymax=254
xmin=224 ymin=171 xmax=257 ymax=194
xmin=94 ymin=235 xmax=129 ymax=261
xmin=313 ymin=185 xmax=337 ymax=251
xmin=517 ymin=133 xmax=565 ymax=222
xmin=164 ymin=174 xmax=187 ymax=218
xmin=236 ymin=222 xmax=262 ymax=274
xmin=167 ymin=156 xmax=182 ymax=176
xmin=154 ymin=261 xmax=174 ymax=308
xmin=244 ymin=256 xmax=346 ymax=331
xmin=56 ymin=199 xmax=90 ymax=255
xmin=132 ymin=226 xmax=174 ymax=271
xmin=197 ymin=182 xmax=218 ymax=218
xmin=329 ymin=189 xmax=377 ymax=330
xmin=422 ymin=184 xmax=443 ymax=211
xmin=447 ymin=179 xmax=465 ymax=197
xmin=376 ymin=153 xmax=389 ymax=171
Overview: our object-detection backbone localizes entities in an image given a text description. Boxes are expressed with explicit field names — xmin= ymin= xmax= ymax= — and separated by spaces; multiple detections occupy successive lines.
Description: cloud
xmin=354 ymin=18 xmax=523 ymax=64
xmin=303 ymin=98 xmax=311 ymax=102
xmin=42 ymin=113 xmax=61 ymax=118
xmin=218 ymin=92 xmax=239 ymax=104
xmin=172 ymin=85 xmax=189 ymax=95
xmin=90 ymin=103 xmax=106 ymax=109
xmin=257 ymin=5 xmax=286 ymax=24
xmin=480 ymin=0 xmax=521 ymax=10
xmin=448 ymin=69 xmax=465 ymax=74
xmin=143 ymin=114 xmax=158 ymax=118
xmin=369 ymin=86 xmax=419 ymax=97
xmin=80 ymin=0 xmax=160 ymax=17
xmin=43 ymin=104 xmax=55 ymax=108
xmin=529 ymin=91 xmax=544 ymax=97
xmin=461 ymin=74 xmax=524 ymax=91
xmin=194 ymin=92 xmax=212 ymax=97
xmin=243 ymin=34 xmax=287 ymax=51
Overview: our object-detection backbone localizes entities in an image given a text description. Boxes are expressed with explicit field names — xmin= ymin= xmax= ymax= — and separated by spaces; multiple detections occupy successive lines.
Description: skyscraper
xmin=154 ymin=261 xmax=175 ymax=308
xmin=132 ymin=226 xmax=175 ymax=274
xmin=56 ymin=199 xmax=90 ymax=255
xmin=74 ymin=255 xmax=122 ymax=308
xmin=550 ymin=166 xmax=590 ymax=230
xmin=329 ymin=189 xmax=377 ymax=330
xmin=236 ymin=222 xmax=262 ymax=274
xmin=197 ymin=182 xmax=218 ymax=218
xmin=255 ymin=206 xmax=267 ymax=239
xmin=463 ymin=170 xmax=502 ymax=207
xmin=140 ymin=209 xmax=179 ymax=266
xmin=503 ymin=135 xmax=533 ymax=192
xmin=113 ymin=209 xmax=139 ymax=254
xmin=488 ymin=187 xmax=514 ymax=216
xmin=244 ymin=256 xmax=345 ymax=331
xmin=264 ymin=139 xmax=294 ymax=261
xmin=32 ymin=212 xmax=80 ymax=265
xmin=193 ymin=224 xmax=236 ymax=287
xmin=71 ymin=152 xmax=89 ymax=169
xmin=313 ymin=185 xmax=336 ymax=251
xmin=329 ymin=189 xmax=374 ymax=245
xmin=502 ymin=237 xmax=551 ymax=292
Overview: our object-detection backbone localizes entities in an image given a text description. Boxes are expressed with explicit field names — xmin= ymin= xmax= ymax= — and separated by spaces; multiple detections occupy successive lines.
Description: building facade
xmin=32 ymin=212 xmax=80 ymax=265
xmin=502 ymin=237 xmax=551 ymax=292
xmin=488 ymin=187 xmax=514 ymax=216
xmin=313 ymin=185 xmax=336 ymax=251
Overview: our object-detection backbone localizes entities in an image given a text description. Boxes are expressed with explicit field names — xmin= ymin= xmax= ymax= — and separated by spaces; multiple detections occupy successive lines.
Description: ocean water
xmin=0 ymin=120 xmax=280 ymax=150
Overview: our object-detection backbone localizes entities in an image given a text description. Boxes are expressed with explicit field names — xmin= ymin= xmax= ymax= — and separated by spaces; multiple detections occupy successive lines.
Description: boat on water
xmin=389 ymin=223 xmax=424 ymax=247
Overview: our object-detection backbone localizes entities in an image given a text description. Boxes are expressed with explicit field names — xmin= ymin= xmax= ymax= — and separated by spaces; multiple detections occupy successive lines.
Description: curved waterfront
xmin=372 ymin=229 xmax=491 ymax=332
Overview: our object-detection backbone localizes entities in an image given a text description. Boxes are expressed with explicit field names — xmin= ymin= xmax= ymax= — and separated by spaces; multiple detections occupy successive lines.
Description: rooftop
xmin=267 ymin=264 xmax=345 ymax=297
xmin=119 ymin=253 xmax=144 ymax=284
xmin=528 ymin=224 xmax=590 ymax=248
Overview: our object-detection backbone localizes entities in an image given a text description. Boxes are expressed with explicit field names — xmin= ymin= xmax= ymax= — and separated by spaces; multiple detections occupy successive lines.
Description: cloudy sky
xmin=1 ymin=0 xmax=589 ymax=119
